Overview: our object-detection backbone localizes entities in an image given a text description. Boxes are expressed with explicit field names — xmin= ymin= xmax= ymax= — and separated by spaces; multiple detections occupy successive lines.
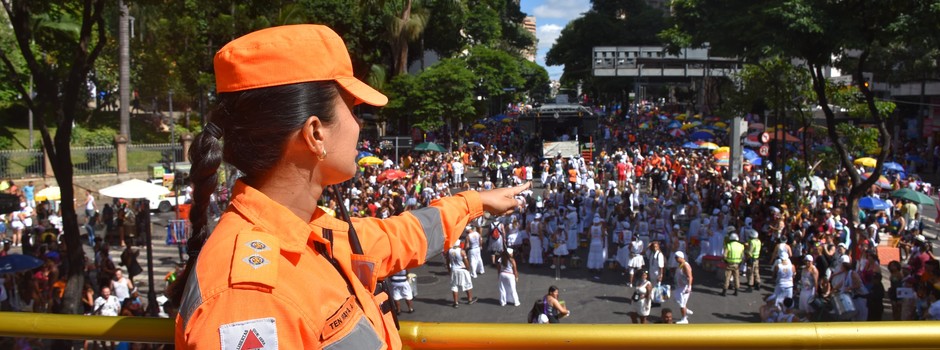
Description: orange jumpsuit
xmin=175 ymin=180 xmax=482 ymax=349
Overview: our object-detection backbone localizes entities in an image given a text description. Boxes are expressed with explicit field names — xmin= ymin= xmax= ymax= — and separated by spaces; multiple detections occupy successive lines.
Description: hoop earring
xmin=318 ymin=149 xmax=327 ymax=161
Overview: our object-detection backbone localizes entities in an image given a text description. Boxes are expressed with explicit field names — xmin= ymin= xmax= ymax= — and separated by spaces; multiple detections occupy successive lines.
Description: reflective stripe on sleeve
xmin=410 ymin=207 xmax=444 ymax=261
xmin=179 ymin=268 xmax=203 ymax=331
xmin=322 ymin=317 xmax=383 ymax=350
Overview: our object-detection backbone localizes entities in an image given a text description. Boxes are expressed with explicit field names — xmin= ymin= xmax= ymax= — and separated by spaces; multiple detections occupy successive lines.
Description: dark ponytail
xmin=168 ymin=81 xmax=339 ymax=306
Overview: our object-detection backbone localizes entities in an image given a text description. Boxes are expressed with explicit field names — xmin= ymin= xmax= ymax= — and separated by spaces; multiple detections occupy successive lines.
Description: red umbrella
xmin=668 ymin=128 xmax=686 ymax=137
xmin=378 ymin=169 xmax=408 ymax=182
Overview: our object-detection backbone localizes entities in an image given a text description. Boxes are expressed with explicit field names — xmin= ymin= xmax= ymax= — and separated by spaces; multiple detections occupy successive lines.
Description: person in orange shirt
xmin=169 ymin=25 xmax=527 ymax=350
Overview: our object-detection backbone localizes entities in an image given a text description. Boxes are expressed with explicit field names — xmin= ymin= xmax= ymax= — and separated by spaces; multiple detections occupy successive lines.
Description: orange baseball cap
xmin=214 ymin=24 xmax=387 ymax=106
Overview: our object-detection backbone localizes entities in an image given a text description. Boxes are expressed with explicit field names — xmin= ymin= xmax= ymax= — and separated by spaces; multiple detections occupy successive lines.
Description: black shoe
xmin=453 ymin=303 xmax=459 ymax=308
xmin=468 ymin=297 xmax=479 ymax=305
xmin=408 ymin=308 xmax=415 ymax=313
xmin=720 ymin=290 xmax=726 ymax=297
xmin=733 ymin=289 xmax=738 ymax=296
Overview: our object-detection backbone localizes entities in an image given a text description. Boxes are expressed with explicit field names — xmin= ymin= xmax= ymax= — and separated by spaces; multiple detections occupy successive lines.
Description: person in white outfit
xmin=448 ymin=240 xmax=477 ymax=307
xmin=647 ymin=241 xmax=665 ymax=287
xmin=626 ymin=235 xmax=646 ymax=287
xmin=615 ymin=222 xmax=632 ymax=269
xmin=528 ymin=213 xmax=544 ymax=266
xmin=110 ymin=270 xmax=134 ymax=303
xmin=452 ymin=159 xmax=464 ymax=184
xmin=93 ymin=287 xmax=121 ymax=316
xmin=497 ymin=248 xmax=520 ymax=306
xmin=799 ymin=255 xmax=818 ymax=313
xmin=565 ymin=206 xmax=580 ymax=251
xmin=629 ymin=270 xmax=653 ymax=324
xmin=586 ymin=215 xmax=607 ymax=278
xmin=390 ymin=269 xmax=415 ymax=313
xmin=466 ymin=226 xmax=485 ymax=278
xmin=673 ymin=251 xmax=694 ymax=324
xmin=769 ymin=252 xmax=795 ymax=308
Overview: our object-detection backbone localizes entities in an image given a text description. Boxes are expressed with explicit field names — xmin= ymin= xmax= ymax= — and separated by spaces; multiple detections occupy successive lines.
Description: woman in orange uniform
xmin=170 ymin=24 xmax=528 ymax=350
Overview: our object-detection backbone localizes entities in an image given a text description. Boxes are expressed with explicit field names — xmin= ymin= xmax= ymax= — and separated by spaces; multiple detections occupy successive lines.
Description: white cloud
xmin=536 ymin=24 xmax=563 ymax=52
xmin=533 ymin=0 xmax=590 ymax=21
xmin=535 ymin=24 xmax=565 ymax=80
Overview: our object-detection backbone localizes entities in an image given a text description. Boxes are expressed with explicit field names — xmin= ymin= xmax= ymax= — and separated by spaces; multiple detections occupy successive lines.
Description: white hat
xmin=713 ymin=209 xmax=720 ymax=215
xmin=748 ymin=229 xmax=759 ymax=239
xmin=702 ymin=219 xmax=710 ymax=225
xmin=674 ymin=251 xmax=686 ymax=259
xmin=840 ymin=255 xmax=851 ymax=264
xmin=729 ymin=233 xmax=740 ymax=241
xmin=725 ymin=226 xmax=736 ymax=233
xmin=593 ymin=217 xmax=602 ymax=224
xmin=535 ymin=213 xmax=542 ymax=219
xmin=453 ymin=239 xmax=462 ymax=247
xmin=506 ymin=247 xmax=514 ymax=255
xmin=838 ymin=242 xmax=848 ymax=250
xmin=804 ymin=255 xmax=814 ymax=262
xmin=914 ymin=235 xmax=927 ymax=243
xmin=673 ymin=224 xmax=680 ymax=230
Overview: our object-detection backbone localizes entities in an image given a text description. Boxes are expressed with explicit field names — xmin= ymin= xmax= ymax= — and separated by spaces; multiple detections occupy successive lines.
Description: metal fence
xmin=71 ymin=145 xmax=117 ymax=175
xmin=0 ymin=143 xmax=183 ymax=178
xmin=0 ymin=149 xmax=44 ymax=178
xmin=127 ymin=143 xmax=182 ymax=173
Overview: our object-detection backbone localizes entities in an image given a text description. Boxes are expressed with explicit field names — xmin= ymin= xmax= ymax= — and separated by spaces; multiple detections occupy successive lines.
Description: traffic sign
xmin=760 ymin=132 xmax=770 ymax=143
xmin=759 ymin=145 xmax=770 ymax=157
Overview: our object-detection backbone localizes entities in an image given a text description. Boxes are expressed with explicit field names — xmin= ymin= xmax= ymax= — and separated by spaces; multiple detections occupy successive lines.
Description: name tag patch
xmin=220 ymin=317 xmax=278 ymax=350
xmin=321 ymin=296 xmax=360 ymax=340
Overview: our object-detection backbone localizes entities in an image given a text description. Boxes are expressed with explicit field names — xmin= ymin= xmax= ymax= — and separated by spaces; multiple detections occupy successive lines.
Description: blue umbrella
xmin=858 ymin=196 xmax=890 ymax=211
xmin=749 ymin=157 xmax=763 ymax=166
xmin=0 ymin=254 xmax=44 ymax=274
xmin=667 ymin=120 xmax=682 ymax=129
xmin=682 ymin=142 xmax=700 ymax=149
xmin=357 ymin=150 xmax=375 ymax=159
xmin=690 ymin=131 xmax=714 ymax=141
xmin=742 ymin=149 xmax=760 ymax=161
xmin=883 ymin=162 xmax=905 ymax=172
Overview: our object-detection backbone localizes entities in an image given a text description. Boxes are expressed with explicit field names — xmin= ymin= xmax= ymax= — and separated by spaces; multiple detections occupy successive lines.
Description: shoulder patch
xmin=231 ymin=229 xmax=280 ymax=289
xmin=219 ymin=317 xmax=278 ymax=350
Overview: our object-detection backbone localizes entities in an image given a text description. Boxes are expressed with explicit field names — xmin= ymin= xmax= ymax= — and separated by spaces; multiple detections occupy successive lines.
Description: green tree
xmin=0 ymin=0 xmax=107 ymax=316
xmin=661 ymin=0 xmax=936 ymax=225
xmin=466 ymin=46 xmax=525 ymax=99
xmin=382 ymin=0 xmax=429 ymax=76
xmin=384 ymin=58 xmax=475 ymax=131
xmin=546 ymin=0 xmax=666 ymax=88
xmin=422 ymin=0 xmax=468 ymax=58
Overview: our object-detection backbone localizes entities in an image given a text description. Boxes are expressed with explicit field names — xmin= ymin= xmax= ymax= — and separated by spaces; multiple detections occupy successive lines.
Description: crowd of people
xmin=0 ymin=100 xmax=939 ymax=347
xmin=0 ymin=180 xmax=171 ymax=349
xmin=324 ymin=103 xmax=940 ymax=324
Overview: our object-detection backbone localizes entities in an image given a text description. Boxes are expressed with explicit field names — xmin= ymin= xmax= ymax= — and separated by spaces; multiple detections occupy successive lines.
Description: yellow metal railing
xmin=0 ymin=312 xmax=938 ymax=349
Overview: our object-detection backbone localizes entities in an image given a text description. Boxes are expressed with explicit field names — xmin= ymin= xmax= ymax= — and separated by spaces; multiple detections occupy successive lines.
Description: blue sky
xmin=519 ymin=0 xmax=591 ymax=81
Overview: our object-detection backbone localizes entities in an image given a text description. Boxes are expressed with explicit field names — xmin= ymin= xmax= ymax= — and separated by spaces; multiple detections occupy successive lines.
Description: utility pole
xmin=119 ymin=0 xmax=131 ymax=141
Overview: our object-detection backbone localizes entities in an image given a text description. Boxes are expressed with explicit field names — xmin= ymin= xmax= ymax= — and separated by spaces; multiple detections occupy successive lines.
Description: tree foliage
xmin=546 ymin=0 xmax=667 ymax=87
xmin=0 ymin=0 xmax=108 ymax=317
xmin=661 ymin=0 xmax=938 ymax=225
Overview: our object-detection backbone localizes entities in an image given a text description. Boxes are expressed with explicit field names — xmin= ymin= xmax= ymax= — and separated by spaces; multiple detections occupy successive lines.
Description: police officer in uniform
xmin=722 ymin=233 xmax=746 ymax=296
xmin=745 ymin=228 xmax=762 ymax=291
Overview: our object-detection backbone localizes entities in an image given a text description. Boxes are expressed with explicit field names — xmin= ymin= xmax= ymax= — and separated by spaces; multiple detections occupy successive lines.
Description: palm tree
xmin=384 ymin=0 xmax=429 ymax=76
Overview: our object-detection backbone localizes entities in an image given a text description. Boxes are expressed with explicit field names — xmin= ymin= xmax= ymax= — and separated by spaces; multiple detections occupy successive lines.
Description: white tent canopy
xmin=99 ymin=179 xmax=170 ymax=199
